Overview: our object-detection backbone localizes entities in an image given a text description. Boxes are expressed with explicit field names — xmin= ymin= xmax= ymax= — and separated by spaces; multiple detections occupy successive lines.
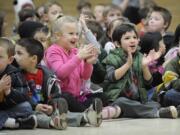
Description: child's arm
xmin=46 ymin=45 xmax=94 ymax=80
xmin=79 ymin=45 xmax=95 ymax=80
xmin=141 ymin=52 xmax=154 ymax=81
xmin=79 ymin=14 xmax=101 ymax=50
xmin=5 ymin=72 xmax=29 ymax=104
xmin=114 ymin=50 xmax=132 ymax=80
xmin=0 ymin=73 xmax=29 ymax=108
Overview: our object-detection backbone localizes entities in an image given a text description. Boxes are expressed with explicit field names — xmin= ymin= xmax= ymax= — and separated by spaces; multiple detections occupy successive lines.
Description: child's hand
xmin=86 ymin=53 xmax=98 ymax=64
xmin=77 ymin=44 xmax=95 ymax=60
xmin=86 ymin=46 xmax=99 ymax=64
xmin=159 ymin=40 xmax=166 ymax=55
xmin=0 ymin=75 xmax=11 ymax=95
xmin=126 ymin=48 xmax=133 ymax=67
xmin=43 ymin=105 xmax=53 ymax=115
xmin=35 ymin=104 xmax=53 ymax=115
xmin=142 ymin=50 xmax=157 ymax=66
xmin=79 ymin=14 xmax=88 ymax=32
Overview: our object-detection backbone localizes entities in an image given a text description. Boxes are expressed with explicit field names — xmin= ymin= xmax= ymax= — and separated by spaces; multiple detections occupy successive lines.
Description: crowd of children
xmin=0 ymin=0 xmax=180 ymax=131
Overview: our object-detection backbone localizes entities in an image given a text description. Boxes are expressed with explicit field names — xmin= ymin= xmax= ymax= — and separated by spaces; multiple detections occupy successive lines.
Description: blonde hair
xmin=0 ymin=37 xmax=15 ymax=57
xmin=51 ymin=15 xmax=78 ymax=34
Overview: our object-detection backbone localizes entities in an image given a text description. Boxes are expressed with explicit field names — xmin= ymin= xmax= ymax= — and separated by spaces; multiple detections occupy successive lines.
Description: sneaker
xmin=50 ymin=98 xmax=68 ymax=130
xmin=84 ymin=98 xmax=103 ymax=127
xmin=159 ymin=106 xmax=178 ymax=119
xmin=17 ymin=115 xmax=37 ymax=129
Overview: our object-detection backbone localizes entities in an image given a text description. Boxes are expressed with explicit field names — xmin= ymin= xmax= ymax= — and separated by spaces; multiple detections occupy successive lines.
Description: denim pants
xmin=163 ymin=89 xmax=180 ymax=107
xmin=0 ymin=101 xmax=33 ymax=129
xmin=111 ymin=97 xmax=160 ymax=118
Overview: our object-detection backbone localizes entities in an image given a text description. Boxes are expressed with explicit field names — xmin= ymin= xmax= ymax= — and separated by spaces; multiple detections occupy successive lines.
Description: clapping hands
xmin=0 ymin=74 xmax=11 ymax=96
xmin=142 ymin=49 xmax=162 ymax=67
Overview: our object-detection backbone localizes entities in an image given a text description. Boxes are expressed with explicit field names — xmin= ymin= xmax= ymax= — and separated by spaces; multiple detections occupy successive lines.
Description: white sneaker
xmin=50 ymin=98 xmax=68 ymax=130
xmin=84 ymin=98 xmax=103 ymax=127
xmin=159 ymin=106 xmax=178 ymax=119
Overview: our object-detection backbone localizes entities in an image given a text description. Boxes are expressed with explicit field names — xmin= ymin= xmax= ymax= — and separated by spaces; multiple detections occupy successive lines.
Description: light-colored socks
xmin=102 ymin=106 xmax=121 ymax=119
xmin=4 ymin=118 xmax=19 ymax=128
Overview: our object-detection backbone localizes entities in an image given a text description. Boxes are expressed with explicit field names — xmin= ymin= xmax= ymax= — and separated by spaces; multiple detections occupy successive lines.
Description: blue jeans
xmin=0 ymin=101 xmax=33 ymax=129
xmin=163 ymin=89 xmax=180 ymax=107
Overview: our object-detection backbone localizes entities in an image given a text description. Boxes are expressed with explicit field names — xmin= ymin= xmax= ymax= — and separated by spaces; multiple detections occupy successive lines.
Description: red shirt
xmin=25 ymin=69 xmax=44 ymax=103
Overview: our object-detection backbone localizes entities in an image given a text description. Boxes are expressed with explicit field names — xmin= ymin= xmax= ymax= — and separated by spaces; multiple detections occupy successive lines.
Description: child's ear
xmin=54 ymin=32 xmax=63 ymax=41
xmin=163 ymin=22 xmax=169 ymax=30
xmin=32 ymin=55 xmax=38 ymax=63
xmin=114 ymin=41 xmax=120 ymax=48
xmin=8 ymin=56 xmax=14 ymax=64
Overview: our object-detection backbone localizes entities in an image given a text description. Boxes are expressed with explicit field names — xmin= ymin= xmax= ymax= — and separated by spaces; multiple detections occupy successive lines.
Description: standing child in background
xmin=102 ymin=23 xmax=178 ymax=119
xmin=0 ymin=37 xmax=37 ymax=130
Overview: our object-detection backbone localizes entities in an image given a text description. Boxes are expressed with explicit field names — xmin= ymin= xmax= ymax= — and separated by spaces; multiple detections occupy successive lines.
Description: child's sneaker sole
xmin=52 ymin=98 xmax=68 ymax=130
xmin=93 ymin=98 xmax=103 ymax=127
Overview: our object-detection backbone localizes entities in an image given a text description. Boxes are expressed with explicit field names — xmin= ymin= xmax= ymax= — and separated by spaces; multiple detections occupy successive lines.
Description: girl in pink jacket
xmin=45 ymin=16 xmax=121 ymax=121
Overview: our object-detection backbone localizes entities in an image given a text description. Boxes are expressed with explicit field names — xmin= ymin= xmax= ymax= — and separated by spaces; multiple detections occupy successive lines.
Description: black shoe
xmin=51 ymin=98 xmax=68 ymax=130
xmin=17 ymin=115 xmax=37 ymax=129
xmin=159 ymin=106 xmax=178 ymax=119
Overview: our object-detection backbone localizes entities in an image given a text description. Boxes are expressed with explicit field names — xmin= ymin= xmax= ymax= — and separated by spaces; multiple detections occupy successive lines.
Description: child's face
xmin=94 ymin=5 xmax=104 ymax=23
xmin=48 ymin=4 xmax=63 ymax=23
xmin=120 ymin=31 xmax=139 ymax=54
xmin=57 ymin=22 xmax=79 ymax=51
xmin=14 ymin=45 xmax=34 ymax=70
xmin=106 ymin=9 xmax=122 ymax=25
xmin=0 ymin=46 xmax=12 ymax=72
xmin=148 ymin=12 xmax=166 ymax=33
xmin=34 ymin=31 xmax=50 ymax=50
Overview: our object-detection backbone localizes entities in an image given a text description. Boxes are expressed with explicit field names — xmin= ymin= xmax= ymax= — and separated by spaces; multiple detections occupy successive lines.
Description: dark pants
xmin=61 ymin=92 xmax=107 ymax=112
xmin=0 ymin=101 xmax=33 ymax=129
xmin=163 ymin=89 xmax=180 ymax=107
xmin=111 ymin=97 xmax=160 ymax=118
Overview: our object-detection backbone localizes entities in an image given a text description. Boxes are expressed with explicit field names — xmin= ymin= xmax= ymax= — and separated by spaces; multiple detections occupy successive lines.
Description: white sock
xmin=4 ymin=118 xmax=19 ymax=128
xmin=157 ymin=110 xmax=160 ymax=118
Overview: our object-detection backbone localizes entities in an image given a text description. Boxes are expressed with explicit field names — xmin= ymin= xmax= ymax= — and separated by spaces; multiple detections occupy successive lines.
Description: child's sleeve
xmin=45 ymin=48 xmax=82 ymax=80
xmin=165 ymin=59 xmax=180 ymax=91
xmin=0 ymin=72 xmax=29 ymax=108
xmin=80 ymin=61 xmax=93 ymax=80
